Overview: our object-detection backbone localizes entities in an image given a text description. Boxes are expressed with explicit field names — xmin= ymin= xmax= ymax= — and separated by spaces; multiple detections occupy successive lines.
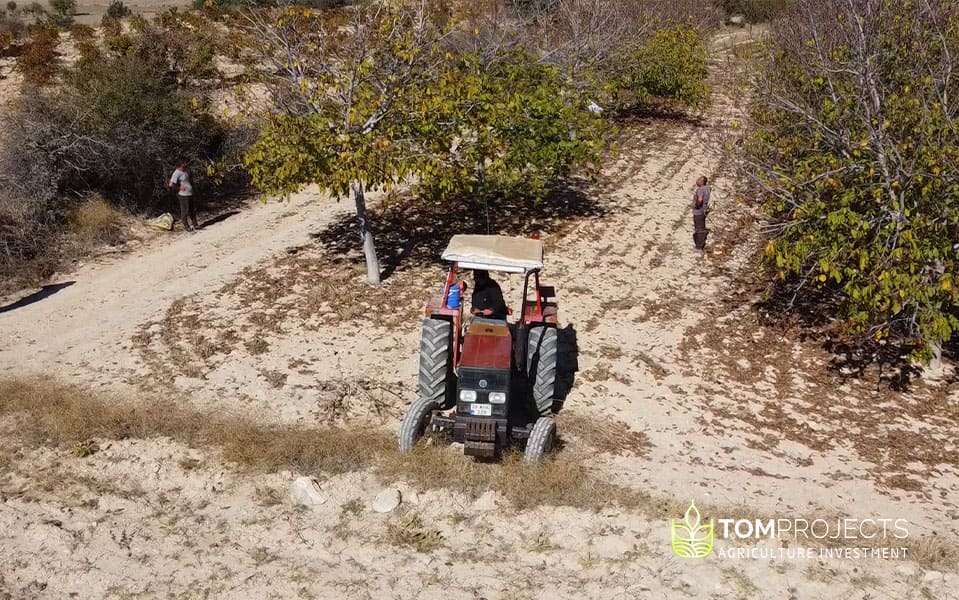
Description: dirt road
xmin=0 ymin=190 xmax=353 ymax=382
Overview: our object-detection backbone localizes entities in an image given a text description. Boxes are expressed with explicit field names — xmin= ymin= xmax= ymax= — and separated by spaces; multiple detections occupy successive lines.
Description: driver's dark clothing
xmin=472 ymin=280 xmax=508 ymax=319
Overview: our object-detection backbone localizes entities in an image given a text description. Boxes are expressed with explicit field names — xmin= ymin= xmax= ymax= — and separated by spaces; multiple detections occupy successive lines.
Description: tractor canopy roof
xmin=442 ymin=235 xmax=543 ymax=274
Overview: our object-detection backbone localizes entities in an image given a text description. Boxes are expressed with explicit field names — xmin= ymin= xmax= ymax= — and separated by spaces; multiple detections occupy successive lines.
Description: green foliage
xmin=105 ymin=0 xmax=130 ymax=19
xmin=244 ymin=5 xmax=608 ymax=203
xmin=243 ymin=2 xmax=707 ymax=284
xmin=613 ymin=25 xmax=710 ymax=112
xmin=140 ymin=10 xmax=220 ymax=80
xmin=22 ymin=1 xmax=45 ymax=16
xmin=744 ymin=0 xmax=959 ymax=353
xmin=2 ymin=17 xmax=226 ymax=209
xmin=103 ymin=32 xmax=132 ymax=53
xmin=0 ymin=7 xmax=24 ymax=48
xmin=416 ymin=47 xmax=608 ymax=200
xmin=527 ymin=1 xmax=712 ymax=115
xmin=47 ymin=0 xmax=74 ymax=28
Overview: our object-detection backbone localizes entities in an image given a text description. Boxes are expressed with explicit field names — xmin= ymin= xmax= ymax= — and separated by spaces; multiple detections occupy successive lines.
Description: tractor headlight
xmin=459 ymin=390 xmax=477 ymax=402
xmin=488 ymin=392 xmax=506 ymax=404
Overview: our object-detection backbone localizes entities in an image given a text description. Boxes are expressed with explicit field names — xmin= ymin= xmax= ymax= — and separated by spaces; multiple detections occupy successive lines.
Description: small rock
xmin=921 ymin=570 xmax=944 ymax=585
xmin=372 ymin=489 xmax=402 ymax=513
xmin=670 ymin=576 xmax=696 ymax=591
xmin=895 ymin=563 xmax=918 ymax=578
xmin=289 ymin=477 xmax=326 ymax=507
xmin=730 ymin=15 xmax=745 ymax=25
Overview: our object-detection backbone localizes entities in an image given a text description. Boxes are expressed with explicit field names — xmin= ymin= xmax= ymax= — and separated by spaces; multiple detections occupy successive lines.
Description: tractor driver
xmin=470 ymin=270 xmax=508 ymax=320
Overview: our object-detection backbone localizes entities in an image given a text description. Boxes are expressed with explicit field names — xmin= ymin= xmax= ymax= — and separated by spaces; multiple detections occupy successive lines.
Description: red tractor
xmin=398 ymin=235 xmax=560 ymax=463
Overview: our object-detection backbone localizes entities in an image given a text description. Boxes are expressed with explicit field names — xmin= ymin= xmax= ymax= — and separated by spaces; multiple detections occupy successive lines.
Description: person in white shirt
xmin=168 ymin=161 xmax=198 ymax=232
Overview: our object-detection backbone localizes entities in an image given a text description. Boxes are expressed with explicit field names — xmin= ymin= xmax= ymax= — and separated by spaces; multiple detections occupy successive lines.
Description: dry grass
xmin=69 ymin=195 xmax=128 ymax=247
xmin=383 ymin=513 xmax=444 ymax=552
xmin=0 ymin=377 xmax=390 ymax=476
xmin=556 ymin=411 xmax=651 ymax=457
xmin=377 ymin=444 xmax=656 ymax=513
xmin=0 ymin=377 xmax=659 ymax=515
xmin=1 ymin=377 xmax=957 ymax=571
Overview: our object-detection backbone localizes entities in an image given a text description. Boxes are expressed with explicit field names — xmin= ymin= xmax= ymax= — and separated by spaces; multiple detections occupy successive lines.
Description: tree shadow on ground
xmin=552 ymin=324 xmax=579 ymax=415
xmin=0 ymin=281 xmax=75 ymax=314
xmin=199 ymin=210 xmax=241 ymax=230
xmin=612 ymin=103 xmax=708 ymax=128
xmin=755 ymin=277 xmax=927 ymax=392
xmin=314 ymin=179 xmax=608 ymax=281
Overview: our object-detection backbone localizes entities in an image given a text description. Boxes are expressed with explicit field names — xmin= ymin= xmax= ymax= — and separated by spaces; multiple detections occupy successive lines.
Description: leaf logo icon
xmin=671 ymin=501 xmax=714 ymax=559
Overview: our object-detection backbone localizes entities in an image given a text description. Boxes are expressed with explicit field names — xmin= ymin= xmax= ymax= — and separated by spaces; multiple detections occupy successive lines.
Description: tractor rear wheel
xmin=418 ymin=317 xmax=454 ymax=410
xmin=527 ymin=326 xmax=558 ymax=416
xmin=398 ymin=396 xmax=435 ymax=453
xmin=523 ymin=416 xmax=556 ymax=464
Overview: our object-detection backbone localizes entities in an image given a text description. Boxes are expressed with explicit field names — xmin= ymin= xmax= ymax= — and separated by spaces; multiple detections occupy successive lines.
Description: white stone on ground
xmin=289 ymin=477 xmax=326 ymax=507
xmin=372 ymin=489 xmax=402 ymax=513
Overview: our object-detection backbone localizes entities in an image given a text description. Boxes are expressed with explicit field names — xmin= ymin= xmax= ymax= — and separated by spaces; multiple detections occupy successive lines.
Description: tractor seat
xmin=470 ymin=316 xmax=509 ymax=328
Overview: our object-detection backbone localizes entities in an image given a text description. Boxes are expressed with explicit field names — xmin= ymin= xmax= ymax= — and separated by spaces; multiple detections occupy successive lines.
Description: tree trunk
xmin=352 ymin=181 xmax=381 ymax=285
xmin=926 ymin=340 xmax=944 ymax=380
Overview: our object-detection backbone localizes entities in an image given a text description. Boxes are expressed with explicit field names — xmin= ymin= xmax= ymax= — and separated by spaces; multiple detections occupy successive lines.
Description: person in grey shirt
xmin=168 ymin=161 xmax=199 ymax=232
xmin=692 ymin=175 xmax=710 ymax=250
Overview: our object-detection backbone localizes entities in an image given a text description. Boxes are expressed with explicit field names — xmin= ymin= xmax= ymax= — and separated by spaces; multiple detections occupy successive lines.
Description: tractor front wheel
xmin=523 ymin=416 xmax=556 ymax=464
xmin=398 ymin=397 xmax=435 ymax=453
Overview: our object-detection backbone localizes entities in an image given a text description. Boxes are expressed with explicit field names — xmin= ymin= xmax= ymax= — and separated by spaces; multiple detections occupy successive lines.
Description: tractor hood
xmin=442 ymin=235 xmax=544 ymax=273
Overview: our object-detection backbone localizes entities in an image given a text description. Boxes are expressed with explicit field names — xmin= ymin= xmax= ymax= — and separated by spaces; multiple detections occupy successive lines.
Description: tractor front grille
xmin=466 ymin=418 xmax=497 ymax=442
xmin=452 ymin=416 xmax=507 ymax=455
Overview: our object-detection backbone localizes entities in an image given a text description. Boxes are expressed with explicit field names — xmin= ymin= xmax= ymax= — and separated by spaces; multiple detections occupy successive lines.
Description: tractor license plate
xmin=469 ymin=403 xmax=492 ymax=416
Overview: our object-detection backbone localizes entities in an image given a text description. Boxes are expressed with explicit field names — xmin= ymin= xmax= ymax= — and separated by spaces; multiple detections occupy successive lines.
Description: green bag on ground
xmin=148 ymin=212 xmax=174 ymax=231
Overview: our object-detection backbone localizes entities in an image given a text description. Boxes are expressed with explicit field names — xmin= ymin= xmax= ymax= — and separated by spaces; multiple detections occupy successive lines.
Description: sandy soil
xmin=1 ymin=28 xmax=958 ymax=600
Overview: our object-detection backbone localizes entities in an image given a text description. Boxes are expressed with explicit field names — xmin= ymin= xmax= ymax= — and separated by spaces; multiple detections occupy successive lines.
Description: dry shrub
xmin=212 ymin=422 xmax=390 ymax=475
xmin=0 ymin=10 xmax=24 ymax=50
xmin=376 ymin=444 xmax=648 ymax=512
xmin=68 ymin=23 xmax=93 ymax=41
xmin=904 ymin=535 xmax=959 ymax=571
xmin=75 ymin=38 xmax=99 ymax=62
xmin=556 ymin=411 xmax=651 ymax=457
xmin=16 ymin=24 xmax=59 ymax=85
xmin=68 ymin=195 xmax=127 ymax=246
xmin=384 ymin=513 xmax=443 ymax=552
xmin=100 ymin=15 xmax=120 ymax=36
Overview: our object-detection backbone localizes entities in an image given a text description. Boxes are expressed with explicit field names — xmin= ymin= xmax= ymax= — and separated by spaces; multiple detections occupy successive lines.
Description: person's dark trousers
xmin=693 ymin=213 xmax=708 ymax=249
xmin=178 ymin=194 xmax=198 ymax=230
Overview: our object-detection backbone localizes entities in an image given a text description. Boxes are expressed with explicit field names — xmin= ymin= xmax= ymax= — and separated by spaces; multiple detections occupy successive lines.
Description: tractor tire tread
xmin=523 ymin=416 xmax=556 ymax=464
xmin=398 ymin=396 xmax=435 ymax=453
xmin=527 ymin=326 xmax=558 ymax=416
xmin=418 ymin=318 xmax=453 ymax=409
